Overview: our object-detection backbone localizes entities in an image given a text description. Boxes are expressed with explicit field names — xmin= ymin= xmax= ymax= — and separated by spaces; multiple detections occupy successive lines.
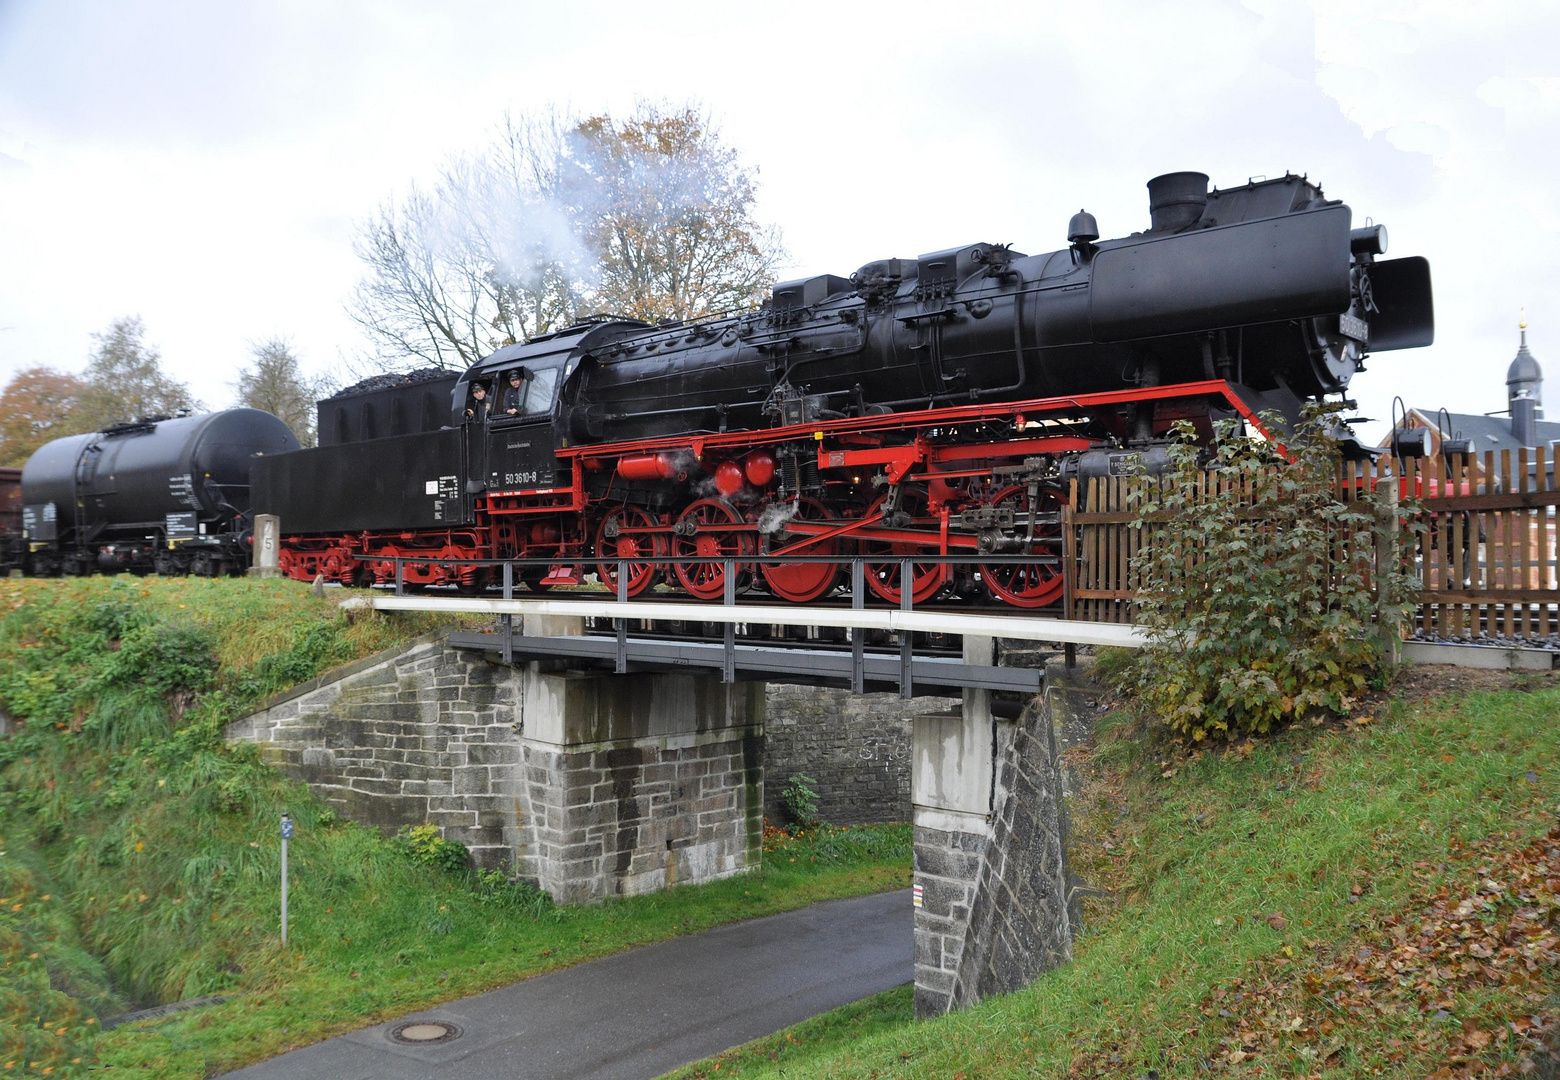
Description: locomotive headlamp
xmin=1350 ymin=224 xmax=1388 ymax=256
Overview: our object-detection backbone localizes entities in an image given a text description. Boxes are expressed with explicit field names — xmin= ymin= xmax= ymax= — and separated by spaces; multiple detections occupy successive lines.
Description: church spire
xmin=1508 ymin=314 xmax=1543 ymax=442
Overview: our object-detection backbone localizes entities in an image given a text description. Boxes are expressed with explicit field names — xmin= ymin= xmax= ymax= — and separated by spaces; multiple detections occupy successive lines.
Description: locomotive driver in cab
xmin=502 ymin=369 xmax=525 ymax=416
xmin=464 ymin=381 xmax=492 ymax=424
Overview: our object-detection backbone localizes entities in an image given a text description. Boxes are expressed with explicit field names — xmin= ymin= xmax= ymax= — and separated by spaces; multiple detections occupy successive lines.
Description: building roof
xmin=1408 ymin=408 xmax=1560 ymax=455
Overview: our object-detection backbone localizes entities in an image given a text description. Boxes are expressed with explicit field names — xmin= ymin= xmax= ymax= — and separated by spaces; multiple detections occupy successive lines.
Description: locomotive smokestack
xmin=1147 ymin=171 xmax=1209 ymax=232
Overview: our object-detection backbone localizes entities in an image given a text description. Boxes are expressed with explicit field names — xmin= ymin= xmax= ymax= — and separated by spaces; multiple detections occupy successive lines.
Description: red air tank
xmin=744 ymin=450 xmax=776 ymax=487
xmin=617 ymin=454 xmax=683 ymax=482
xmin=714 ymin=460 xmax=745 ymax=497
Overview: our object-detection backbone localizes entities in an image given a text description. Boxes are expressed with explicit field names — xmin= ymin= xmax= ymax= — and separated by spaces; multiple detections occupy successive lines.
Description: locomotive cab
xmin=460 ymin=321 xmax=636 ymax=495
xmin=480 ymin=358 xmax=566 ymax=493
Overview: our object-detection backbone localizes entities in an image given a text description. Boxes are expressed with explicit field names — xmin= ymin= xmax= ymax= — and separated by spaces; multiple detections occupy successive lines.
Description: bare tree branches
xmin=564 ymin=104 xmax=783 ymax=323
xmin=347 ymin=187 xmax=497 ymax=370
xmin=346 ymin=102 xmax=785 ymax=368
xmin=347 ymin=113 xmax=585 ymax=371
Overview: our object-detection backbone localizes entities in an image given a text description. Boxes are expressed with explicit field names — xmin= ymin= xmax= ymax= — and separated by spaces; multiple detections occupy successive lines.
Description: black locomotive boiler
xmin=20 ymin=409 xmax=300 ymax=577
xmin=255 ymin=170 xmax=1435 ymax=606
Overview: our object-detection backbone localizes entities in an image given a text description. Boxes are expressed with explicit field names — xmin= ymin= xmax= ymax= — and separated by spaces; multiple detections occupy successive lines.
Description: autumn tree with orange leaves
xmin=0 ymin=317 xmax=197 ymax=465
xmin=0 ymin=366 xmax=88 ymax=466
xmin=562 ymin=105 xmax=783 ymax=324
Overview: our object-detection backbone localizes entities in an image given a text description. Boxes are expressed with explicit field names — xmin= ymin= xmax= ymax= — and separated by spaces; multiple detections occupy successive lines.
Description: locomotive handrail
xmin=555 ymin=380 xmax=1258 ymax=462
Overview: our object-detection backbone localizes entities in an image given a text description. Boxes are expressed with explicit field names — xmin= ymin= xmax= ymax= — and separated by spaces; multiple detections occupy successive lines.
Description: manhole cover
xmin=388 ymin=1020 xmax=463 ymax=1045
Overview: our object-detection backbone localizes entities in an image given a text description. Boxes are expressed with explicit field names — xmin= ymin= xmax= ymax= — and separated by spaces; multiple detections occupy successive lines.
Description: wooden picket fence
xmin=1063 ymin=450 xmax=1560 ymax=641
xmin=1063 ymin=473 xmax=1145 ymax=626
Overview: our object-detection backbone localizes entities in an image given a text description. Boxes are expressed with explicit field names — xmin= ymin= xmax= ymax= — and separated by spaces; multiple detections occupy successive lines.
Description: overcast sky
xmin=0 ymin=0 xmax=1555 ymax=440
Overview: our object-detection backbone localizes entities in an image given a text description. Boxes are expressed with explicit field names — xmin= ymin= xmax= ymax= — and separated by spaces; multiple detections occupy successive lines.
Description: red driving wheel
xmin=978 ymin=485 xmax=1065 ymax=608
xmin=860 ymin=491 xmax=948 ymax=605
xmin=595 ymin=505 xmax=666 ymax=598
xmin=759 ymin=498 xmax=841 ymax=603
xmin=672 ymin=499 xmax=755 ymax=600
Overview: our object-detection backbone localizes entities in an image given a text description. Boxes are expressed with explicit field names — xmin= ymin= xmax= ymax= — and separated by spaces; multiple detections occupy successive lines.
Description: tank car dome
xmin=1507 ymin=318 xmax=1542 ymax=410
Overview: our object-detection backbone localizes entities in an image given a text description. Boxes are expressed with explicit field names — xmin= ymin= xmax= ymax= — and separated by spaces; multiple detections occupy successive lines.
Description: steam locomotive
xmin=15 ymin=170 xmax=1435 ymax=606
xmin=254 ymin=170 xmax=1435 ymax=606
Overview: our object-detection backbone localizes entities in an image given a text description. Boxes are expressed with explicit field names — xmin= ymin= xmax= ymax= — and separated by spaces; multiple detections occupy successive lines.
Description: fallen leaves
xmin=1194 ymin=820 xmax=1559 ymax=1075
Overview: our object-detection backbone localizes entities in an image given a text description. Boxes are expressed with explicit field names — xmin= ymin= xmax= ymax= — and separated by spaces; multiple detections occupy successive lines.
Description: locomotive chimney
xmin=1146 ymin=171 xmax=1209 ymax=232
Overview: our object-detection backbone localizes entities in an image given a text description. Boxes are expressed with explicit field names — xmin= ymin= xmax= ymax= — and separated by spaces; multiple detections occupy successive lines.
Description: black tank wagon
xmin=21 ymin=409 xmax=299 ymax=576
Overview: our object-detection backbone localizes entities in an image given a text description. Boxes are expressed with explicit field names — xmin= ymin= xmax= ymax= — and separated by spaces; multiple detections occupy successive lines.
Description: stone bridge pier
xmin=227 ymin=627 xmax=764 ymax=904
xmin=910 ymin=637 xmax=1078 ymax=1017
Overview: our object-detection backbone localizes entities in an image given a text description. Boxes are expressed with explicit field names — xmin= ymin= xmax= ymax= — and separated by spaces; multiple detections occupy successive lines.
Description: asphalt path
xmin=221 ymin=889 xmax=911 ymax=1080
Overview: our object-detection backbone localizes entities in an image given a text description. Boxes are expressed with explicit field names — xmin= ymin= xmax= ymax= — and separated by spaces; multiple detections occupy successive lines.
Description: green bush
xmin=780 ymin=773 xmax=820 ymax=832
xmin=79 ymin=621 xmax=216 ymax=748
xmin=87 ymin=597 xmax=148 ymax=641
xmin=1124 ymin=408 xmax=1415 ymax=742
xmin=762 ymin=822 xmax=913 ymax=864
xmin=472 ymin=867 xmax=555 ymax=916
xmin=394 ymin=824 xmax=470 ymax=875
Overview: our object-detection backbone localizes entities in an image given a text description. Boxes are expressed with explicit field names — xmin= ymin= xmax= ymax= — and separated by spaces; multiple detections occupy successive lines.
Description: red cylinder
xmin=714 ymin=460 xmax=745 ymax=497
xmin=744 ymin=450 xmax=776 ymax=487
xmin=617 ymin=454 xmax=680 ymax=482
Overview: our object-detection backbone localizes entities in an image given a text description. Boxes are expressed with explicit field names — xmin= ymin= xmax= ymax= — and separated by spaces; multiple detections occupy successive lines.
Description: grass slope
xmin=674 ymin=674 xmax=1560 ymax=1079
xmin=0 ymin=577 xmax=912 ymax=1078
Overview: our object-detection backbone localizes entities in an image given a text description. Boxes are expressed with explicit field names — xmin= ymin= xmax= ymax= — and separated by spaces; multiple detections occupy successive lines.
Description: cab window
xmin=523 ymin=367 xmax=559 ymax=416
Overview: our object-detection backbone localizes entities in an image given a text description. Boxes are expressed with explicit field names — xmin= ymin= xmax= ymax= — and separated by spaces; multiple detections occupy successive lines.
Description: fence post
xmin=279 ymin=813 xmax=292 ymax=946
xmin=1375 ymin=459 xmax=1403 ymax=671
xmin=1061 ymin=487 xmax=1076 ymax=621
xmin=615 ymin=560 xmax=628 ymax=674
xmin=722 ymin=559 xmax=737 ymax=683
xmin=899 ymin=558 xmax=913 ymax=699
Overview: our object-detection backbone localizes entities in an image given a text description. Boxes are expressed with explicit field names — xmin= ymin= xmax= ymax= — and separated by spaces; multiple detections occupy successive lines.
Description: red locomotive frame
xmin=278 ymin=380 xmax=1263 ymax=607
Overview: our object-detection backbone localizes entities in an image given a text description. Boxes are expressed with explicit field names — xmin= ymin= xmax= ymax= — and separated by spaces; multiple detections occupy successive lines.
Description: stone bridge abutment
xmin=227 ymin=626 xmax=1088 ymax=1012
xmin=226 ymin=629 xmax=764 ymax=903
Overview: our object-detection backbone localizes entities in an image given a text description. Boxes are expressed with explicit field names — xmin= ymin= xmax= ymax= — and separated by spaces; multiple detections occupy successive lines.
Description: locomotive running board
xmin=560 ymin=380 xmax=1260 ymax=465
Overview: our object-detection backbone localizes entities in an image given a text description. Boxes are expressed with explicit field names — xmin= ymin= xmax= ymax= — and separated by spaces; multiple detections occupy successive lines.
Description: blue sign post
xmin=280 ymin=814 xmax=293 ymax=946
